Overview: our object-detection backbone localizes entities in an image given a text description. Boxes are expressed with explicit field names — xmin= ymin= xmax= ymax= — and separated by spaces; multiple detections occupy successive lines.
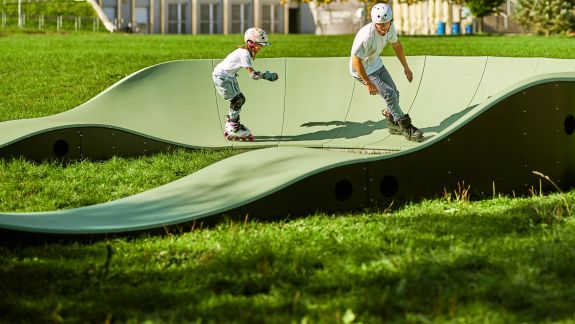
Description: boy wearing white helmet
xmin=212 ymin=27 xmax=279 ymax=141
xmin=350 ymin=3 xmax=424 ymax=142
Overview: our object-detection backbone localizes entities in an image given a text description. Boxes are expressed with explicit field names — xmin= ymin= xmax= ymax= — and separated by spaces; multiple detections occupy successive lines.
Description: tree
xmin=465 ymin=0 xmax=506 ymax=32
xmin=514 ymin=0 xmax=575 ymax=35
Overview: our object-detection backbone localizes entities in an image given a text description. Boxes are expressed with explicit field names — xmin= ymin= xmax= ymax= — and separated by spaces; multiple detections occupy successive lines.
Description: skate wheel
xmin=247 ymin=135 xmax=254 ymax=142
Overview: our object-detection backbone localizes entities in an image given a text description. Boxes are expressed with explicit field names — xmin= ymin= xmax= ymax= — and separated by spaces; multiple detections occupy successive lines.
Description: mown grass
xmin=1 ymin=33 xmax=575 ymax=323
xmin=0 ymin=149 xmax=235 ymax=212
xmin=2 ymin=196 xmax=575 ymax=322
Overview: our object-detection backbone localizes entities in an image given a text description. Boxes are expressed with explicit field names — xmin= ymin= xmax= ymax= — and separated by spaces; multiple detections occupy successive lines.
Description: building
xmin=95 ymin=0 xmax=524 ymax=35
xmin=96 ymin=0 xmax=368 ymax=34
xmin=98 ymin=0 xmax=297 ymax=33
xmin=391 ymin=0 xmax=525 ymax=35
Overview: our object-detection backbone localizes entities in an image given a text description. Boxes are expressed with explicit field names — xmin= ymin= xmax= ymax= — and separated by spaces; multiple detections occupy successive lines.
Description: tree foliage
xmin=465 ymin=0 xmax=506 ymax=17
xmin=514 ymin=0 xmax=575 ymax=35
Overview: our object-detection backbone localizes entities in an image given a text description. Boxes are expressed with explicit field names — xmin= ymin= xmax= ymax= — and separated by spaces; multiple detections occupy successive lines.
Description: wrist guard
xmin=262 ymin=71 xmax=278 ymax=82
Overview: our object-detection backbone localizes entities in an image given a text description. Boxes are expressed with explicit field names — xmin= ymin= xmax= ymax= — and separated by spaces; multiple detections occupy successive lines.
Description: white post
xmin=17 ymin=0 xmax=21 ymax=28
xmin=222 ymin=0 xmax=229 ymax=34
xmin=191 ymin=0 xmax=197 ymax=34
xmin=428 ymin=0 xmax=435 ymax=34
xmin=283 ymin=0 xmax=288 ymax=34
xmin=415 ymin=2 xmax=423 ymax=34
xmin=453 ymin=4 xmax=461 ymax=34
xmin=150 ymin=0 xmax=154 ymax=33
xmin=408 ymin=4 xmax=415 ymax=35
xmin=443 ymin=0 xmax=451 ymax=34
xmin=253 ymin=0 xmax=260 ymax=28
xmin=400 ymin=2 xmax=408 ymax=35
xmin=423 ymin=2 xmax=428 ymax=34
xmin=434 ymin=0 xmax=442 ymax=34
xmin=116 ymin=0 xmax=121 ymax=30
xmin=393 ymin=0 xmax=403 ymax=34
xmin=130 ymin=0 xmax=135 ymax=31
xmin=160 ymin=0 xmax=164 ymax=34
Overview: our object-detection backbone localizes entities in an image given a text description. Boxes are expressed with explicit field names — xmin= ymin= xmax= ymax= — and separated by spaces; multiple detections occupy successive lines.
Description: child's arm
xmin=246 ymin=67 xmax=261 ymax=80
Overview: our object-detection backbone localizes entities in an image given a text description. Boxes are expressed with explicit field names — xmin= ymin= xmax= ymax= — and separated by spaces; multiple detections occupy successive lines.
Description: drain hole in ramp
xmin=380 ymin=176 xmax=399 ymax=197
xmin=53 ymin=140 xmax=69 ymax=157
xmin=334 ymin=179 xmax=353 ymax=202
xmin=565 ymin=115 xmax=575 ymax=135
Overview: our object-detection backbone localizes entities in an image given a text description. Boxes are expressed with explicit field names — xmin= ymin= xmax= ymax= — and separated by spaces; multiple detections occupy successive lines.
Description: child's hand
xmin=262 ymin=71 xmax=279 ymax=82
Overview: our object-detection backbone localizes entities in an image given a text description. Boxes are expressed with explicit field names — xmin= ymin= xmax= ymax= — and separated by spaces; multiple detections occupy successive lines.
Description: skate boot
xmin=398 ymin=114 xmax=425 ymax=142
xmin=382 ymin=109 xmax=402 ymax=135
xmin=224 ymin=118 xmax=254 ymax=141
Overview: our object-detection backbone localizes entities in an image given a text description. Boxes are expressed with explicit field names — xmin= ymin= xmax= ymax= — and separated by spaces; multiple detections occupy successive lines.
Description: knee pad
xmin=230 ymin=93 xmax=246 ymax=111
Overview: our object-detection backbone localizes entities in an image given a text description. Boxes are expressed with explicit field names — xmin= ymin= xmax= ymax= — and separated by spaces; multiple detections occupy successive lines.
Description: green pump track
xmin=0 ymin=56 xmax=574 ymax=235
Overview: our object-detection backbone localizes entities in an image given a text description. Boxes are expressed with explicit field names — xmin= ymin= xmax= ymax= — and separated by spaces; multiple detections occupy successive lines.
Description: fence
xmin=1 ymin=13 xmax=102 ymax=32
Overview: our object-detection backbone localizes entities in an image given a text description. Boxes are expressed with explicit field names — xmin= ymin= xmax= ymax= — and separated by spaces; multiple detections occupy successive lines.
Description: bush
xmin=514 ymin=0 xmax=575 ymax=35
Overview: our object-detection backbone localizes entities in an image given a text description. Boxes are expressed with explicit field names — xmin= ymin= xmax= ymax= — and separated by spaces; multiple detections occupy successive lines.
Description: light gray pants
xmin=213 ymin=73 xmax=243 ymax=121
xmin=356 ymin=65 xmax=405 ymax=121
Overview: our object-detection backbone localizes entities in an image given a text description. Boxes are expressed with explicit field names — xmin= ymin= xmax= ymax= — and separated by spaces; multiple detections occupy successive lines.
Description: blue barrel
xmin=437 ymin=21 xmax=446 ymax=35
xmin=465 ymin=24 xmax=473 ymax=34
xmin=452 ymin=22 xmax=460 ymax=35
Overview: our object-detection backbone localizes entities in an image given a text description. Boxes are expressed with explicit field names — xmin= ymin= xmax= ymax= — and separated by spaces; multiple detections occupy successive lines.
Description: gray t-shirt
xmin=349 ymin=22 xmax=398 ymax=78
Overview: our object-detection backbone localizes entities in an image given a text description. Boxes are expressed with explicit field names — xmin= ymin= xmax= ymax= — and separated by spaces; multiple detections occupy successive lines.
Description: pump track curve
xmin=0 ymin=56 xmax=574 ymax=235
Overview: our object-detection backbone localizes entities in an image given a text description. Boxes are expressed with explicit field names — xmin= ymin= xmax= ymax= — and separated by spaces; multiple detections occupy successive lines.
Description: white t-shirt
xmin=349 ymin=22 xmax=398 ymax=78
xmin=213 ymin=48 xmax=252 ymax=77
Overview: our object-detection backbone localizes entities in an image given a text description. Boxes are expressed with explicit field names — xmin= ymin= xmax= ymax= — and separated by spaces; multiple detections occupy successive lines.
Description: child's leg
xmin=227 ymin=93 xmax=246 ymax=122
xmin=225 ymin=93 xmax=252 ymax=140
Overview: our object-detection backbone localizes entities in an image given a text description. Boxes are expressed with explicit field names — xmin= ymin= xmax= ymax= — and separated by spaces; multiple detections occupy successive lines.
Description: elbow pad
xmin=250 ymin=71 xmax=262 ymax=80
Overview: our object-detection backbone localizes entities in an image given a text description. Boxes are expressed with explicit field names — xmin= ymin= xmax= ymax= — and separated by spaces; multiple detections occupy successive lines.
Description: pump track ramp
xmin=0 ymin=56 xmax=574 ymax=235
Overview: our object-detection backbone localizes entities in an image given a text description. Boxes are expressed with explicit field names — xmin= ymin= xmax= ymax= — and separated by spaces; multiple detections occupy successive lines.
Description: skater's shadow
xmin=254 ymin=119 xmax=388 ymax=142
xmin=420 ymin=105 xmax=478 ymax=135
xmin=253 ymin=105 xmax=478 ymax=142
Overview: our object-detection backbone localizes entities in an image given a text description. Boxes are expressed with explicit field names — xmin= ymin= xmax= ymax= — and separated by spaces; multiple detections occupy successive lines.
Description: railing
xmin=1 ymin=13 xmax=101 ymax=32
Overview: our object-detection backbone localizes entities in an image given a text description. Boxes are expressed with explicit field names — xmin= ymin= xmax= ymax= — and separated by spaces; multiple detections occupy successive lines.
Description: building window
xmin=231 ymin=3 xmax=251 ymax=34
xmin=261 ymin=3 xmax=281 ymax=33
xmin=102 ymin=7 xmax=116 ymax=24
xmin=200 ymin=3 xmax=221 ymax=34
xmin=135 ymin=7 xmax=148 ymax=32
xmin=168 ymin=3 xmax=188 ymax=34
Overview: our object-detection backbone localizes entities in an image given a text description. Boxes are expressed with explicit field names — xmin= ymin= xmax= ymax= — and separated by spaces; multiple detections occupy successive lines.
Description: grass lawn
xmin=1 ymin=32 xmax=575 ymax=323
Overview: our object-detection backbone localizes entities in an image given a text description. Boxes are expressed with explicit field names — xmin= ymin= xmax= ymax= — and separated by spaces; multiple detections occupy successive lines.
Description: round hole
xmin=380 ymin=175 xmax=399 ymax=197
xmin=564 ymin=115 xmax=575 ymax=135
xmin=334 ymin=179 xmax=353 ymax=202
xmin=53 ymin=140 xmax=69 ymax=157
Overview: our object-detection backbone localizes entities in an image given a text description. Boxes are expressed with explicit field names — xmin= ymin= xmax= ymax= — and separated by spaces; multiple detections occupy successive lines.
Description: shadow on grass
xmin=2 ymin=196 xmax=575 ymax=322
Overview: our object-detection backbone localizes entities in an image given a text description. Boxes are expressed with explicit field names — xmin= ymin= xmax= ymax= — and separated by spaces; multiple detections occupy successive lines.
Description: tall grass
xmin=1 ymin=33 xmax=575 ymax=322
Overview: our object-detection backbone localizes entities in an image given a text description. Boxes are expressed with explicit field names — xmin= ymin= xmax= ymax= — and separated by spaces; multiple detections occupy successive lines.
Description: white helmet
xmin=371 ymin=3 xmax=392 ymax=23
xmin=244 ymin=27 xmax=270 ymax=46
